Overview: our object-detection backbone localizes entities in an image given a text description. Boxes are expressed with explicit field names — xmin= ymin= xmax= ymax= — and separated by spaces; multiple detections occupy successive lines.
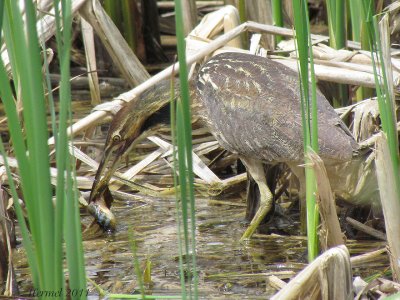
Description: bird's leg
xmin=245 ymin=174 xmax=260 ymax=221
xmin=240 ymin=157 xmax=274 ymax=241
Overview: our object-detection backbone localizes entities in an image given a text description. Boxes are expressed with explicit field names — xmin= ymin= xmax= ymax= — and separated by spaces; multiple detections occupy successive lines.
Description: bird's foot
xmin=240 ymin=201 xmax=273 ymax=241
xmin=87 ymin=201 xmax=116 ymax=230
xmin=240 ymin=222 xmax=258 ymax=241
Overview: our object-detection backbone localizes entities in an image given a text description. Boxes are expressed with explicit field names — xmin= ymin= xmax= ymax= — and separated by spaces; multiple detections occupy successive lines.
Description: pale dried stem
xmin=157 ymin=1 xmax=224 ymax=9
xmin=181 ymin=0 xmax=198 ymax=35
xmin=350 ymin=248 xmax=387 ymax=268
xmin=308 ymin=151 xmax=345 ymax=250
xmin=271 ymin=245 xmax=352 ymax=300
xmin=0 ymin=154 xmax=92 ymax=189
xmin=375 ymin=135 xmax=400 ymax=282
xmin=79 ymin=0 xmax=150 ymax=87
xmin=246 ymin=1 xmax=274 ymax=49
xmin=80 ymin=17 xmax=101 ymax=106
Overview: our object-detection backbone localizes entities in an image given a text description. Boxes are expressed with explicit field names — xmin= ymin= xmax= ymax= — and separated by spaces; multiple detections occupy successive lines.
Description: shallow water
xmin=13 ymin=188 xmax=388 ymax=299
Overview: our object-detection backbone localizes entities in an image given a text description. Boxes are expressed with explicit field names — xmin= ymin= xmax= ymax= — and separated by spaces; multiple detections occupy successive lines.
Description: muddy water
xmin=81 ymin=194 xmax=298 ymax=299
xmin=13 ymin=189 xmax=388 ymax=299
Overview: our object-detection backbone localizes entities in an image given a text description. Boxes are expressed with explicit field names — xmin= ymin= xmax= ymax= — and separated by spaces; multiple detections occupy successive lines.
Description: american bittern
xmin=88 ymin=52 xmax=359 ymax=238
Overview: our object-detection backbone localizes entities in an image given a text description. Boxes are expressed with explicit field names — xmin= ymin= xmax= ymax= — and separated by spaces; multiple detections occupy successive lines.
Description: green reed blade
xmin=292 ymin=0 xmax=319 ymax=262
xmin=174 ymin=0 xmax=198 ymax=298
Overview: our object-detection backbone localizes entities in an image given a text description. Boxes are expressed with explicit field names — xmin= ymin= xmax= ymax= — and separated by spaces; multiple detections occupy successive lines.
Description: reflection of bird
xmin=88 ymin=52 xmax=358 ymax=238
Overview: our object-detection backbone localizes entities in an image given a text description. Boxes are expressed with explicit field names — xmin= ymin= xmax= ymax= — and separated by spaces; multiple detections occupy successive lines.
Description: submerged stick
xmin=346 ymin=217 xmax=386 ymax=241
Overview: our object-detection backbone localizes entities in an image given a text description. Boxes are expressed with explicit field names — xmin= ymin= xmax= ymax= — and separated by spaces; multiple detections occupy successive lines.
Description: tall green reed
xmin=170 ymin=73 xmax=188 ymax=299
xmin=349 ymin=0 xmax=374 ymax=100
xmin=104 ymin=0 xmax=137 ymax=52
xmin=348 ymin=0 xmax=362 ymax=42
xmin=238 ymin=0 xmax=248 ymax=49
xmin=362 ymin=3 xmax=400 ymax=193
xmin=173 ymin=0 xmax=198 ymax=299
xmin=0 ymin=1 xmax=86 ymax=298
xmin=326 ymin=0 xmax=348 ymax=107
xmin=292 ymin=0 xmax=320 ymax=262
xmin=326 ymin=0 xmax=346 ymax=49
xmin=271 ymin=0 xmax=283 ymax=44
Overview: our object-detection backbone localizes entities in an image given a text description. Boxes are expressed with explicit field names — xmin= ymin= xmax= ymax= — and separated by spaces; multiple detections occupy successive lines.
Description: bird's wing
xmin=197 ymin=53 xmax=305 ymax=162
xmin=197 ymin=52 xmax=358 ymax=163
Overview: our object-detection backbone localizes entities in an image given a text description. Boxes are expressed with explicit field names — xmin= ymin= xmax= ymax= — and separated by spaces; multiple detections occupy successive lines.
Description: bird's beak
xmin=88 ymin=139 xmax=128 ymax=229
xmin=90 ymin=140 xmax=125 ymax=204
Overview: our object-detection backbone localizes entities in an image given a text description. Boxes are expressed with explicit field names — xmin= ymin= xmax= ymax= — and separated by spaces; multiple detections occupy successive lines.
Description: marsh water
xmin=13 ymin=189 xmax=388 ymax=299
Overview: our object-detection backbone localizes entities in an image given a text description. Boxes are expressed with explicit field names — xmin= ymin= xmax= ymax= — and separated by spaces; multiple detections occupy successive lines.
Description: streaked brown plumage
xmin=196 ymin=52 xmax=358 ymax=239
xmin=88 ymin=52 xmax=359 ymax=238
xmin=196 ymin=52 xmax=358 ymax=164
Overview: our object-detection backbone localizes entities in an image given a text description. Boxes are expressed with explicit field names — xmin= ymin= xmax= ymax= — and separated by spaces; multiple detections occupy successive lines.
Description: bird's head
xmin=88 ymin=80 xmax=179 ymax=228
xmin=89 ymin=102 xmax=143 ymax=203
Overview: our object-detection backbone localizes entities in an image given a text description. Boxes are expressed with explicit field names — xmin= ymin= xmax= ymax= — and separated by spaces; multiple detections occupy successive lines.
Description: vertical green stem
xmin=174 ymin=0 xmax=198 ymax=298
xmin=170 ymin=77 xmax=187 ymax=300
xmin=363 ymin=3 xmax=400 ymax=186
xmin=326 ymin=0 xmax=348 ymax=107
xmin=129 ymin=230 xmax=146 ymax=299
xmin=238 ymin=0 xmax=248 ymax=49
xmin=121 ymin=0 xmax=137 ymax=52
xmin=271 ymin=0 xmax=283 ymax=44
xmin=292 ymin=0 xmax=319 ymax=262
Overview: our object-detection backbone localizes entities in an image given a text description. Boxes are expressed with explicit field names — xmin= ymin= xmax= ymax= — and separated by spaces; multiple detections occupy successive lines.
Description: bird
xmin=88 ymin=52 xmax=359 ymax=238
xmin=195 ymin=52 xmax=358 ymax=239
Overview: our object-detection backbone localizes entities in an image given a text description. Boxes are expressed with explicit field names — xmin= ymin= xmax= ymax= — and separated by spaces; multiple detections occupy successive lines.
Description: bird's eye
xmin=112 ymin=134 xmax=121 ymax=143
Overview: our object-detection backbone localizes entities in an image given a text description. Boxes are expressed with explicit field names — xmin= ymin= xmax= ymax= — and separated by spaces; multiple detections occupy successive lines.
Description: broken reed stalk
xmin=375 ymin=134 xmax=400 ymax=281
xmin=81 ymin=17 xmax=101 ymax=106
xmin=271 ymin=245 xmax=352 ymax=300
xmin=292 ymin=0 xmax=319 ymax=261
xmin=181 ymin=0 xmax=198 ymax=35
xmin=308 ymin=151 xmax=344 ymax=250
xmin=79 ymin=0 xmax=150 ymax=87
